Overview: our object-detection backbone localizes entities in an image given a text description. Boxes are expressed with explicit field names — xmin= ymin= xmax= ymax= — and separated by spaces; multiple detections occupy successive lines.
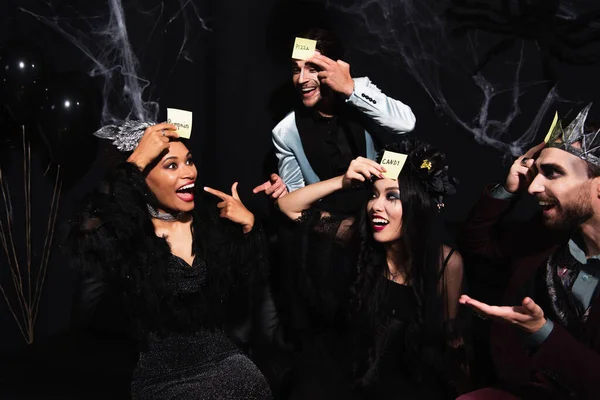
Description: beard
xmin=542 ymin=189 xmax=593 ymax=232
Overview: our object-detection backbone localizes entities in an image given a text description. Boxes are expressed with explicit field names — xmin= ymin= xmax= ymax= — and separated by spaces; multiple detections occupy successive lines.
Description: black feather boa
xmin=64 ymin=162 xmax=268 ymax=343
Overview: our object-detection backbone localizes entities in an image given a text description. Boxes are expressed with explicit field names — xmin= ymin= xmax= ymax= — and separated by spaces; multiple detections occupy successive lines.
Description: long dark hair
xmin=350 ymin=139 xmax=455 ymax=385
xmin=66 ymin=139 xmax=262 ymax=344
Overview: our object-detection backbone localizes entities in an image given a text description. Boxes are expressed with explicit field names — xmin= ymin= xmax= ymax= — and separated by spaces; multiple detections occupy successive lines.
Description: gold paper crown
xmin=546 ymin=103 xmax=600 ymax=167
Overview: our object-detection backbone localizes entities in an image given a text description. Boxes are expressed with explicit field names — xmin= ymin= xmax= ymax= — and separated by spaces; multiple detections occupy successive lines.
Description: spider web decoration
xmin=326 ymin=0 xmax=600 ymax=156
xmin=19 ymin=0 xmax=208 ymax=128
xmin=447 ymin=0 xmax=600 ymax=82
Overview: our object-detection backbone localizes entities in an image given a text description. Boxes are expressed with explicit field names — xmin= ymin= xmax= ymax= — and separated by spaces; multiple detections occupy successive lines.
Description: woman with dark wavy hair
xmin=66 ymin=122 xmax=272 ymax=399
xmin=278 ymin=138 xmax=467 ymax=399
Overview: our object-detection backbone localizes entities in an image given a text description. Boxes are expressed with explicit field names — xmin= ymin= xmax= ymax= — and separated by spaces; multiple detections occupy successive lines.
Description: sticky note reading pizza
xmin=380 ymin=151 xmax=408 ymax=180
xmin=167 ymin=108 xmax=193 ymax=139
xmin=292 ymin=37 xmax=317 ymax=60
xmin=544 ymin=111 xmax=559 ymax=144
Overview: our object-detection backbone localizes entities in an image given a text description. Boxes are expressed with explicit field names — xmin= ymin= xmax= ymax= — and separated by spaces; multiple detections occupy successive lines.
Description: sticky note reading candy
xmin=380 ymin=151 xmax=408 ymax=180
xmin=292 ymin=37 xmax=317 ymax=60
xmin=167 ymin=108 xmax=193 ymax=139
xmin=544 ymin=111 xmax=559 ymax=144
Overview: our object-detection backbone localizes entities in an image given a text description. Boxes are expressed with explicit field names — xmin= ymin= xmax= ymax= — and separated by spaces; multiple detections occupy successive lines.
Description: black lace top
xmin=286 ymin=207 xmax=468 ymax=399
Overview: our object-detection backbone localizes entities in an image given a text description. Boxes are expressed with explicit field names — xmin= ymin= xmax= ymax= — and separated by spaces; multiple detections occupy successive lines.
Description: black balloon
xmin=37 ymin=71 xmax=100 ymax=174
xmin=0 ymin=41 xmax=48 ymax=124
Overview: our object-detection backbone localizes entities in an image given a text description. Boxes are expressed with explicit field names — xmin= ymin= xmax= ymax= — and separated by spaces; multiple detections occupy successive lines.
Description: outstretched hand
xmin=459 ymin=294 xmax=547 ymax=334
xmin=253 ymin=173 xmax=288 ymax=200
xmin=204 ymin=183 xmax=255 ymax=234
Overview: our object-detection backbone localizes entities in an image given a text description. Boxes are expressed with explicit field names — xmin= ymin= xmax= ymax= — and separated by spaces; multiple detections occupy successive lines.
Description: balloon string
xmin=33 ymin=165 xmax=62 ymax=330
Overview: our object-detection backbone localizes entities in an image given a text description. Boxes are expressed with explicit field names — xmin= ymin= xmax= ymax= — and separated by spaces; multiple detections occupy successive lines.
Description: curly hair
xmin=66 ymin=161 xmax=267 ymax=347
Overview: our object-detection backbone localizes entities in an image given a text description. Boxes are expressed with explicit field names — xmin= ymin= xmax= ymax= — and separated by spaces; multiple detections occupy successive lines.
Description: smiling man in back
xmin=254 ymin=28 xmax=416 ymax=209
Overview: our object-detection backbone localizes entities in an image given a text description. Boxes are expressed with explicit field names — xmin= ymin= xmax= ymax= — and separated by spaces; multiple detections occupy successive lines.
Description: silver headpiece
xmin=546 ymin=103 xmax=600 ymax=167
xmin=93 ymin=120 xmax=155 ymax=152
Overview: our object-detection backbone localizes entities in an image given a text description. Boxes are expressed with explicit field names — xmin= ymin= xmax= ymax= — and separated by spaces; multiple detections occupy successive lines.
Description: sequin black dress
xmin=67 ymin=163 xmax=272 ymax=400
xmin=129 ymin=255 xmax=272 ymax=399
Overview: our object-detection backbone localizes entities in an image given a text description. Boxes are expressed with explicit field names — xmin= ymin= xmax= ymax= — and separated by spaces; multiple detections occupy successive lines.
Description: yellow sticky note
xmin=544 ymin=112 xmax=558 ymax=143
xmin=380 ymin=151 xmax=408 ymax=180
xmin=167 ymin=108 xmax=193 ymax=139
xmin=292 ymin=37 xmax=317 ymax=60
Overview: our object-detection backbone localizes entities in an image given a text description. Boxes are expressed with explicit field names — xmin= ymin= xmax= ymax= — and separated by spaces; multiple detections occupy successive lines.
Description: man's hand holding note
xmin=292 ymin=37 xmax=317 ymax=60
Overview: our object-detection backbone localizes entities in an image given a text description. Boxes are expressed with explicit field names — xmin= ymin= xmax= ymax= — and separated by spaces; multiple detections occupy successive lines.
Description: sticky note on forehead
xmin=167 ymin=108 xmax=192 ymax=139
xmin=380 ymin=151 xmax=408 ymax=180
xmin=292 ymin=37 xmax=317 ymax=60
xmin=544 ymin=111 xmax=559 ymax=144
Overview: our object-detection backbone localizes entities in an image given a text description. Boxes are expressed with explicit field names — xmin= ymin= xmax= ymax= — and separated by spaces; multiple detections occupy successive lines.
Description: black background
xmin=1 ymin=0 xmax=600 ymax=367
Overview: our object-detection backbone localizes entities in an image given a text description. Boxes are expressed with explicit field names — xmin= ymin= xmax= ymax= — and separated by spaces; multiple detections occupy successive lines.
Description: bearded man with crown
xmin=457 ymin=104 xmax=600 ymax=400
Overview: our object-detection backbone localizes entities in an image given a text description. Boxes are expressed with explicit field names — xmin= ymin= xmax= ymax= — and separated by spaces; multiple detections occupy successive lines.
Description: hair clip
xmin=421 ymin=159 xmax=432 ymax=170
